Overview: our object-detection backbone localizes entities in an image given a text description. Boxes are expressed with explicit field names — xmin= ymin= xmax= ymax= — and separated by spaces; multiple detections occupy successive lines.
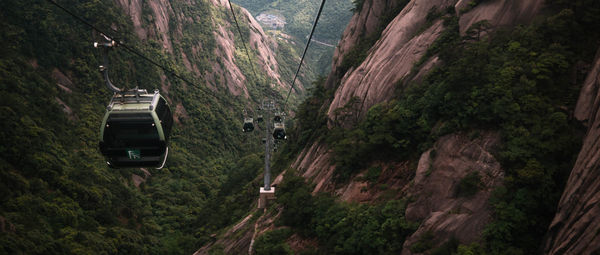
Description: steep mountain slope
xmin=115 ymin=0 xmax=296 ymax=98
xmin=0 ymin=0 xmax=301 ymax=254
xmin=198 ymin=0 xmax=600 ymax=254
xmin=544 ymin=47 xmax=600 ymax=254
xmin=233 ymin=0 xmax=354 ymax=75
xmin=233 ymin=0 xmax=353 ymax=44
xmin=326 ymin=0 xmax=543 ymax=122
xmin=293 ymin=0 xmax=546 ymax=214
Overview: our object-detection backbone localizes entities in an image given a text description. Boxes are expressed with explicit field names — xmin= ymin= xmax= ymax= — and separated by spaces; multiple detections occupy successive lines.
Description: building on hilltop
xmin=256 ymin=13 xmax=287 ymax=30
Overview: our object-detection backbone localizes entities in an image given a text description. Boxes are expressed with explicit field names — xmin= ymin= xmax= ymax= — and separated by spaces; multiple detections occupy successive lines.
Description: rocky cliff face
xmin=543 ymin=48 xmax=600 ymax=254
xmin=402 ymin=132 xmax=503 ymax=253
xmin=116 ymin=0 xmax=174 ymax=52
xmin=286 ymin=0 xmax=545 ymax=251
xmin=296 ymin=0 xmax=545 ymax=196
xmin=327 ymin=0 xmax=402 ymax=82
xmin=194 ymin=208 xmax=281 ymax=255
xmin=326 ymin=0 xmax=455 ymax=122
xmin=456 ymin=0 xmax=543 ymax=35
xmin=326 ymin=0 xmax=543 ymax=123
xmin=114 ymin=0 xmax=286 ymax=98
xmin=208 ymin=1 xmax=288 ymax=96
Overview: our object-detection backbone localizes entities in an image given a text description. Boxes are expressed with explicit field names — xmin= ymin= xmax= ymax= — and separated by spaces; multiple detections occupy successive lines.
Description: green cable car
xmin=243 ymin=117 xmax=254 ymax=132
xmin=273 ymin=121 xmax=286 ymax=140
xmin=99 ymin=89 xmax=173 ymax=169
xmin=94 ymin=40 xmax=173 ymax=169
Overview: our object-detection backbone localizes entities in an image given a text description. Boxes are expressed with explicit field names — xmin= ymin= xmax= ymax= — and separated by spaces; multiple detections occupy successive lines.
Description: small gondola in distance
xmin=273 ymin=121 xmax=286 ymax=140
xmin=243 ymin=117 xmax=254 ymax=132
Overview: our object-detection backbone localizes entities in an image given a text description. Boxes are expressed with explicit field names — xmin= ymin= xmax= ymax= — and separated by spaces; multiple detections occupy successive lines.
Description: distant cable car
xmin=273 ymin=122 xmax=286 ymax=140
xmin=99 ymin=89 xmax=173 ymax=169
xmin=243 ymin=117 xmax=254 ymax=132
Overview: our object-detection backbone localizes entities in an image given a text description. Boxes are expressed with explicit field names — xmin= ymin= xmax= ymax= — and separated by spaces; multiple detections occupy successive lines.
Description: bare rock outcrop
xmin=289 ymin=141 xmax=412 ymax=202
xmin=51 ymin=68 xmax=73 ymax=93
xmin=291 ymin=142 xmax=336 ymax=194
xmin=240 ymin=7 xmax=283 ymax=85
xmin=326 ymin=18 xmax=447 ymax=123
xmin=116 ymin=0 xmax=175 ymax=52
xmin=131 ymin=168 xmax=151 ymax=188
xmin=115 ymin=0 xmax=287 ymax=98
xmin=194 ymin=209 xmax=281 ymax=255
xmin=286 ymin=132 xmax=504 ymax=254
xmin=326 ymin=0 xmax=457 ymax=123
xmin=230 ymin=6 xmax=288 ymax=91
xmin=457 ymin=0 xmax=544 ymax=35
xmin=543 ymin=48 xmax=600 ymax=254
xmin=54 ymin=97 xmax=77 ymax=121
xmin=402 ymin=132 xmax=503 ymax=254
xmin=51 ymin=68 xmax=77 ymax=120
xmin=147 ymin=0 xmax=175 ymax=53
xmin=194 ymin=213 xmax=255 ymax=255
xmin=326 ymin=0 xmax=545 ymax=125
xmin=174 ymin=102 xmax=189 ymax=124
xmin=328 ymin=0 xmax=403 ymax=80
xmin=115 ymin=0 xmax=146 ymax=39
xmin=210 ymin=24 xmax=250 ymax=97
xmin=335 ymin=161 xmax=411 ymax=203
xmin=206 ymin=4 xmax=286 ymax=97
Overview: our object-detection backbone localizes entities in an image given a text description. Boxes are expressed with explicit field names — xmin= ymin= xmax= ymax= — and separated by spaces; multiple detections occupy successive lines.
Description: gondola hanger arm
xmin=94 ymin=40 xmax=121 ymax=93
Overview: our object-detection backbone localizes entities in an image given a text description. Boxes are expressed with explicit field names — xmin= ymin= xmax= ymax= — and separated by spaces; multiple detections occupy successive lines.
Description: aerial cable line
xmin=283 ymin=0 xmax=327 ymax=111
xmin=43 ymin=0 xmax=208 ymax=94
xmin=227 ymin=0 xmax=258 ymax=78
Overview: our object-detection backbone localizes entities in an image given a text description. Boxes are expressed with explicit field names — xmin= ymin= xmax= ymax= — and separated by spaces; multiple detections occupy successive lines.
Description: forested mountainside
xmin=198 ymin=0 xmax=600 ymax=254
xmin=233 ymin=0 xmax=352 ymax=44
xmin=0 ymin=0 xmax=307 ymax=254
xmin=3 ymin=0 xmax=600 ymax=254
xmin=233 ymin=0 xmax=354 ymax=74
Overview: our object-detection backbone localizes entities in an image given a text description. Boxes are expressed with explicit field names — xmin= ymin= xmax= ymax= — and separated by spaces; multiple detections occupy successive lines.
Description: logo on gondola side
xmin=127 ymin=149 xmax=141 ymax=160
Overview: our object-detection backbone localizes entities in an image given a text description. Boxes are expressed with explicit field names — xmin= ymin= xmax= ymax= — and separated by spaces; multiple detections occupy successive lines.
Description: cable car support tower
xmin=258 ymin=99 xmax=277 ymax=208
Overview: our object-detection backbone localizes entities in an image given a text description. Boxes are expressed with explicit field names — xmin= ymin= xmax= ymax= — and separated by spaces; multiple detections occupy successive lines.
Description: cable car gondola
xmin=94 ymin=40 xmax=172 ymax=169
xmin=99 ymin=89 xmax=173 ymax=169
xmin=273 ymin=121 xmax=286 ymax=140
xmin=243 ymin=117 xmax=254 ymax=132
xmin=272 ymin=113 xmax=286 ymax=140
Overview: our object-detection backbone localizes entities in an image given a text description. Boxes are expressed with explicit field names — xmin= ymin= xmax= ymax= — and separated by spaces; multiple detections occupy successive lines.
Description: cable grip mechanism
xmin=94 ymin=40 xmax=121 ymax=93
